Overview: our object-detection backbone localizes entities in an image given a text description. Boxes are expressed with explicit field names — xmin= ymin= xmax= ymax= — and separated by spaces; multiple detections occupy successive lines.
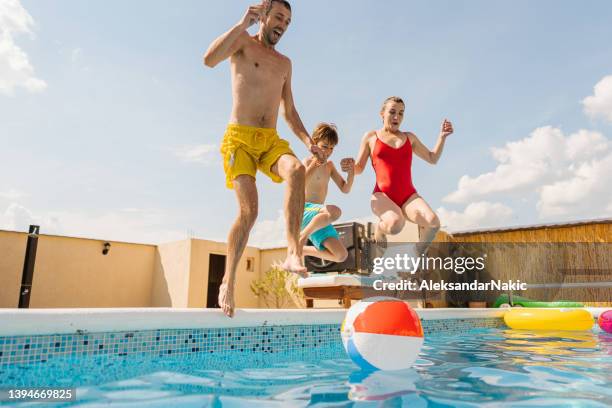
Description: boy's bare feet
xmin=218 ymin=282 xmax=235 ymax=318
xmin=281 ymin=253 xmax=309 ymax=278
xmin=298 ymin=233 xmax=308 ymax=251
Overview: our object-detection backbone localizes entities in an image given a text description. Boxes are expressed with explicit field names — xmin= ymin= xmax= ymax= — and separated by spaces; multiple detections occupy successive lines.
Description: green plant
xmin=250 ymin=266 xmax=305 ymax=308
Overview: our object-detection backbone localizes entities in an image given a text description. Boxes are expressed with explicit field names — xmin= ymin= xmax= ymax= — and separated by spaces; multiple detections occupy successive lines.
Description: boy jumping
xmin=300 ymin=123 xmax=355 ymax=263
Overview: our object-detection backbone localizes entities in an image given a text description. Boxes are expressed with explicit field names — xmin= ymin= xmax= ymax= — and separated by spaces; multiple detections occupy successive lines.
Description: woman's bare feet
xmin=281 ymin=253 xmax=309 ymax=278
xmin=218 ymin=282 xmax=235 ymax=318
xmin=374 ymin=223 xmax=388 ymax=249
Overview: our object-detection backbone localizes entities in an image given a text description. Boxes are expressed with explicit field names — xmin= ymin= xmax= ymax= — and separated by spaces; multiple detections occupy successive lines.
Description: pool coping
xmin=0 ymin=307 xmax=606 ymax=337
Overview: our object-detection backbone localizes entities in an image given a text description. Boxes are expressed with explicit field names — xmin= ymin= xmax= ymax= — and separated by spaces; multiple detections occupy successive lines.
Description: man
xmin=204 ymin=1 xmax=322 ymax=317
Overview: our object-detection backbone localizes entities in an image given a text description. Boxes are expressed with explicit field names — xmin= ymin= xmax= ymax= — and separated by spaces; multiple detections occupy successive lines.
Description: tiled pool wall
xmin=0 ymin=318 xmax=505 ymax=367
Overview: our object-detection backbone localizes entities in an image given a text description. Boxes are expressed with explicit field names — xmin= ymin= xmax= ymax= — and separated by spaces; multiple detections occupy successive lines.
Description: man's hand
xmin=340 ymin=158 xmax=355 ymax=174
xmin=309 ymin=143 xmax=325 ymax=163
xmin=239 ymin=3 xmax=265 ymax=29
xmin=440 ymin=119 xmax=454 ymax=138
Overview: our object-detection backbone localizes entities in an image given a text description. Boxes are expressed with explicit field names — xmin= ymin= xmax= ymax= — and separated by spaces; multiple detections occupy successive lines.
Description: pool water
xmin=1 ymin=327 xmax=611 ymax=407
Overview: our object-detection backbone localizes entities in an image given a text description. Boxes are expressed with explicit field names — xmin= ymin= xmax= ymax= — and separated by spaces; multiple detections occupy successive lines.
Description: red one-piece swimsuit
xmin=371 ymin=131 xmax=418 ymax=207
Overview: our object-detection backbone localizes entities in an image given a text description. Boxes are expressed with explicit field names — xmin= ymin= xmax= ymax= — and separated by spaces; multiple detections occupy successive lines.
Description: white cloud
xmin=0 ymin=188 xmax=26 ymax=200
xmin=249 ymin=210 xmax=286 ymax=248
xmin=0 ymin=202 xmax=60 ymax=232
xmin=437 ymin=201 xmax=514 ymax=232
xmin=537 ymin=151 xmax=612 ymax=218
xmin=583 ymin=75 xmax=612 ymax=123
xmin=0 ymin=203 xmax=185 ymax=244
xmin=443 ymin=127 xmax=611 ymax=218
xmin=173 ymin=144 xmax=219 ymax=165
xmin=0 ymin=0 xmax=46 ymax=95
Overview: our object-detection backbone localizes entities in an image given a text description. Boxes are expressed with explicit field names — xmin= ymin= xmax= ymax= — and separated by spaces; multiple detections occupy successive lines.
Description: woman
xmin=354 ymin=96 xmax=454 ymax=255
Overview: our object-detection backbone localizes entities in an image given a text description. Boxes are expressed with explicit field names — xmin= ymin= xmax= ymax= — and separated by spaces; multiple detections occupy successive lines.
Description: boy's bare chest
xmin=312 ymin=165 xmax=330 ymax=183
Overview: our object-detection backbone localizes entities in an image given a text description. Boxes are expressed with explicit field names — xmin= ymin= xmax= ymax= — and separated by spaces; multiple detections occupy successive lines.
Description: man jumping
xmin=204 ymin=1 xmax=322 ymax=317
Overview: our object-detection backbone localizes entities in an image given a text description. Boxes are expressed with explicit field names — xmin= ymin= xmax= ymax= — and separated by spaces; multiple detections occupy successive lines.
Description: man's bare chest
xmin=235 ymin=48 xmax=287 ymax=82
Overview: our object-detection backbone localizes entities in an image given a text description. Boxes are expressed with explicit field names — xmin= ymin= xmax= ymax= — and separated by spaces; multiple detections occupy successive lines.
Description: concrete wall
xmin=0 ymin=220 xmax=419 ymax=309
xmin=151 ymin=239 xmax=191 ymax=307
xmin=188 ymin=240 xmax=261 ymax=308
xmin=0 ymin=230 xmax=27 ymax=308
xmin=0 ymin=231 xmax=156 ymax=308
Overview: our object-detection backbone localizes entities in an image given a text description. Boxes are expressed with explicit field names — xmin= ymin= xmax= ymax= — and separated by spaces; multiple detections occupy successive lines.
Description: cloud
xmin=444 ymin=126 xmax=609 ymax=204
xmin=443 ymin=126 xmax=611 ymax=220
xmin=249 ymin=210 xmax=287 ymax=248
xmin=537 ymin=151 xmax=612 ymax=218
xmin=0 ymin=203 xmax=185 ymax=244
xmin=583 ymin=75 xmax=612 ymax=123
xmin=437 ymin=201 xmax=514 ymax=232
xmin=0 ymin=188 xmax=26 ymax=200
xmin=173 ymin=144 xmax=219 ymax=165
xmin=0 ymin=202 xmax=61 ymax=232
xmin=0 ymin=0 xmax=47 ymax=95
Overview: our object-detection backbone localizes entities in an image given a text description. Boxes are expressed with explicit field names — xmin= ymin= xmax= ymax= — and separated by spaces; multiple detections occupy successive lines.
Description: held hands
xmin=440 ymin=119 xmax=454 ymax=138
xmin=239 ymin=3 xmax=265 ymax=29
xmin=340 ymin=158 xmax=355 ymax=174
xmin=309 ymin=143 xmax=326 ymax=163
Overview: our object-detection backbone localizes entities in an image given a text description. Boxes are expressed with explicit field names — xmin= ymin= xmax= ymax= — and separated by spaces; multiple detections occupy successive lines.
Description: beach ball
xmin=599 ymin=310 xmax=612 ymax=334
xmin=341 ymin=297 xmax=424 ymax=371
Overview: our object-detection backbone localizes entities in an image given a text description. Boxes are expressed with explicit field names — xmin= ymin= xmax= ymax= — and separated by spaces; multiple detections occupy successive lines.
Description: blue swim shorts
xmin=301 ymin=202 xmax=340 ymax=251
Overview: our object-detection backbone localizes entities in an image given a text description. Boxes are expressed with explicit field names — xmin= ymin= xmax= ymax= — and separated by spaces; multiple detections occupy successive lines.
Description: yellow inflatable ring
xmin=504 ymin=308 xmax=594 ymax=331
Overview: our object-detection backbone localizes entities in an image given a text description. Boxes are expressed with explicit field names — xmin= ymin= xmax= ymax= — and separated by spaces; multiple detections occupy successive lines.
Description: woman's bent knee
xmin=424 ymin=212 xmax=440 ymax=229
xmin=383 ymin=216 xmax=405 ymax=235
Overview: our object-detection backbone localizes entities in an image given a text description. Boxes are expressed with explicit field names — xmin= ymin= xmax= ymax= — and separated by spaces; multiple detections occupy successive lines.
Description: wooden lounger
xmin=297 ymin=274 xmax=422 ymax=308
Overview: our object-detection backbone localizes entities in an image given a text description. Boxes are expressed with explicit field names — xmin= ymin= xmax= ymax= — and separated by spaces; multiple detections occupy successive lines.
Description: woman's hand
xmin=440 ymin=119 xmax=454 ymax=138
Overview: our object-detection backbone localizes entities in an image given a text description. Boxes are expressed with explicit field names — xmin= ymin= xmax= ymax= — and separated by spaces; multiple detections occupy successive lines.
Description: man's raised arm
xmin=203 ymin=4 xmax=264 ymax=67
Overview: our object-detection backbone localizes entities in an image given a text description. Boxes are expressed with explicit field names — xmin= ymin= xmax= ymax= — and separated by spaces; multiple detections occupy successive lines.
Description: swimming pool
xmin=1 ymin=309 xmax=610 ymax=406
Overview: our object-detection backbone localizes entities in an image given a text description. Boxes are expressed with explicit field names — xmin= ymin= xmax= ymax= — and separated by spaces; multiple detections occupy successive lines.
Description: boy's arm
xmin=354 ymin=131 xmax=373 ymax=175
xmin=281 ymin=62 xmax=324 ymax=161
xmin=203 ymin=5 xmax=262 ymax=67
xmin=410 ymin=119 xmax=454 ymax=165
xmin=330 ymin=160 xmax=354 ymax=194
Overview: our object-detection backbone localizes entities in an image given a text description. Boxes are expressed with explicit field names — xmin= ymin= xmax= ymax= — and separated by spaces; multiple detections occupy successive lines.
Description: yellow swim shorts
xmin=220 ymin=124 xmax=295 ymax=189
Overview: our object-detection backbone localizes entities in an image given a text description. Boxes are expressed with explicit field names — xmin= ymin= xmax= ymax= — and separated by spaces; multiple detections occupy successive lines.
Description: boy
xmin=300 ymin=123 xmax=355 ymax=263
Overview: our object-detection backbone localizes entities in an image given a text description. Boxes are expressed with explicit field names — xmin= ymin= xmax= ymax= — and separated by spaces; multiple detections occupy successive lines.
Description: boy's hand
xmin=309 ymin=143 xmax=325 ymax=163
xmin=340 ymin=158 xmax=355 ymax=173
xmin=440 ymin=119 xmax=454 ymax=138
xmin=239 ymin=3 xmax=265 ymax=29
xmin=306 ymin=156 xmax=324 ymax=169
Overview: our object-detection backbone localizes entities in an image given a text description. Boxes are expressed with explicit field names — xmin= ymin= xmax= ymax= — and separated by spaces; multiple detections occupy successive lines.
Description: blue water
xmin=1 ymin=328 xmax=611 ymax=407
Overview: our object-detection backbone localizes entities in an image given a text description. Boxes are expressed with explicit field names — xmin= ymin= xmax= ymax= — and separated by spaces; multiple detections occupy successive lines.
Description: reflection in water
xmin=347 ymin=368 xmax=419 ymax=401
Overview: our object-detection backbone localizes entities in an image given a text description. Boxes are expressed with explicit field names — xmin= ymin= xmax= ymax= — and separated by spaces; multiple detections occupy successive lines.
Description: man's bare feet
xmin=281 ymin=253 xmax=309 ymax=278
xmin=218 ymin=282 xmax=235 ymax=318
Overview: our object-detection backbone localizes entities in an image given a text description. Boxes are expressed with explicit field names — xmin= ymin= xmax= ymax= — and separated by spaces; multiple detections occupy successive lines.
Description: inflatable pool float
xmin=598 ymin=310 xmax=612 ymax=333
xmin=504 ymin=308 xmax=594 ymax=331
xmin=493 ymin=294 xmax=583 ymax=308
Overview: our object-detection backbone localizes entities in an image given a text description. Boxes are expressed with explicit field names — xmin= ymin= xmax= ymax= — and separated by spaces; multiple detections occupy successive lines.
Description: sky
xmin=1 ymin=0 xmax=612 ymax=246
